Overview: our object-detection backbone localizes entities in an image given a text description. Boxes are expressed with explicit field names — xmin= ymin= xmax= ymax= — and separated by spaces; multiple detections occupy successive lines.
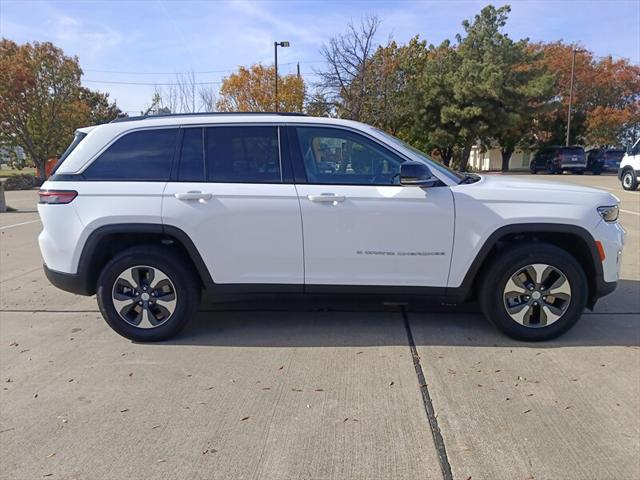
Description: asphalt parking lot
xmin=1 ymin=173 xmax=638 ymax=480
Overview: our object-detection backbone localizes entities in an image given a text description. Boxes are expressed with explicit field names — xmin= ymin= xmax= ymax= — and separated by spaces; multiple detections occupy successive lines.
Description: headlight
xmin=597 ymin=205 xmax=619 ymax=222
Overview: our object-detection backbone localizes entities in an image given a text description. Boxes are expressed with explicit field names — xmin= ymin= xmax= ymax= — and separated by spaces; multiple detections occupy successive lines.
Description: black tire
xmin=97 ymin=245 xmax=201 ymax=342
xmin=529 ymin=162 xmax=537 ymax=174
xmin=592 ymin=169 xmax=602 ymax=175
xmin=479 ymin=242 xmax=588 ymax=341
xmin=621 ymin=168 xmax=639 ymax=191
xmin=572 ymin=170 xmax=584 ymax=175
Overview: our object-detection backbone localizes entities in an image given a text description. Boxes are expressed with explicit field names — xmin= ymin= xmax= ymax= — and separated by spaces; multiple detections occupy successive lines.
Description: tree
xmin=359 ymin=37 xmax=429 ymax=136
xmin=410 ymin=41 xmax=461 ymax=166
xmin=532 ymin=43 xmax=640 ymax=146
xmin=216 ymin=63 xmax=304 ymax=112
xmin=0 ymin=39 xmax=121 ymax=179
xmin=315 ymin=15 xmax=380 ymax=120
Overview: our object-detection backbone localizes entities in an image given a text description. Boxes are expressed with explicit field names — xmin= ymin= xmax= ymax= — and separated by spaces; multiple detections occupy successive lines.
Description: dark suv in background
xmin=530 ymin=146 xmax=586 ymax=174
xmin=586 ymin=148 xmax=624 ymax=175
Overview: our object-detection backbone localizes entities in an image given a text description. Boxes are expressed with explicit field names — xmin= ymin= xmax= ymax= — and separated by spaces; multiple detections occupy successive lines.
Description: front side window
xmin=84 ymin=129 xmax=178 ymax=180
xmin=296 ymin=127 xmax=402 ymax=185
xmin=207 ymin=126 xmax=280 ymax=183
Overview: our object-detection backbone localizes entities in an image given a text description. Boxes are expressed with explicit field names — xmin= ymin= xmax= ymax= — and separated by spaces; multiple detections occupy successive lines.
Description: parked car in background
xmin=619 ymin=139 xmax=639 ymax=191
xmin=530 ymin=146 xmax=587 ymax=174
xmin=586 ymin=148 xmax=625 ymax=175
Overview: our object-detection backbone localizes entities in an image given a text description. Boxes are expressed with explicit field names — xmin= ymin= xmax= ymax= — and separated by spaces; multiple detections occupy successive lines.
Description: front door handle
xmin=174 ymin=191 xmax=213 ymax=201
xmin=308 ymin=193 xmax=345 ymax=203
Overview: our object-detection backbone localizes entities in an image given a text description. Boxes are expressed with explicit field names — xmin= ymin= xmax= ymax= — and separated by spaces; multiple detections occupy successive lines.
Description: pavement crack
xmin=401 ymin=307 xmax=453 ymax=480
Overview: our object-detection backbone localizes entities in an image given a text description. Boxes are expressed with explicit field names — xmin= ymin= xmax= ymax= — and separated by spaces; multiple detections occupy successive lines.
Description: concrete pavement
xmin=1 ymin=174 xmax=638 ymax=480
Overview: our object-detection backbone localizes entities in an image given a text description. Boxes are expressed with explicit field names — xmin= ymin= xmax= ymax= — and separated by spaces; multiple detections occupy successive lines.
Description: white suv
xmin=619 ymin=138 xmax=640 ymax=191
xmin=38 ymin=113 xmax=625 ymax=342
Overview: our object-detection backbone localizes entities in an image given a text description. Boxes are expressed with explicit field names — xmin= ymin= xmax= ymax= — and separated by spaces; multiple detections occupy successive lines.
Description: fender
xmin=447 ymin=223 xmax=606 ymax=306
xmin=73 ymin=223 xmax=214 ymax=295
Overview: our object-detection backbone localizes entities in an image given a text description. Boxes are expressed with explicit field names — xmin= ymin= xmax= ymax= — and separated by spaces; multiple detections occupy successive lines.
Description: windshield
xmin=371 ymin=128 xmax=465 ymax=183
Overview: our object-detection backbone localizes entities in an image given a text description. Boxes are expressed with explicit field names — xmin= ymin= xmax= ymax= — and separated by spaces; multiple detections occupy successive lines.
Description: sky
xmin=2 ymin=0 xmax=639 ymax=114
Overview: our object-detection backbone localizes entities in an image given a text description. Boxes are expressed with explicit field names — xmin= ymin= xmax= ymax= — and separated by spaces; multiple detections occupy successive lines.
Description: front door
xmin=291 ymin=126 xmax=455 ymax=287
xmin=162 ymin=125 xmax=303 ymax=286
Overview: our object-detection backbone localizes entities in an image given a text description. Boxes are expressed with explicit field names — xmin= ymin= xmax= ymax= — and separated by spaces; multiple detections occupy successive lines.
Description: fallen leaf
xmin=389 ymin=381 xmax=394 ymax=386
xmin=120 ymin=408 xmax=129 ymax=413
xmin=343 ymin=417 xmax=349 ymax=422
xmin=448 ymin=369 xmax=456 ymax=375
xmin=517 ymin=376 xmax=526 ymax=381
xmin=6 ymin=378 xmax=12 ymax=383
xmin=34 ymin=393 xmax=38 ymax=398
xmin=9 ymin=341 xmax=18 ymax=347
xmin=356 ymin=351 xmax=363 ymax=355
xmin=262 ymin=387 xmax=271 ymax=391
xmin=206 ymin=386 xmax=214 ymax=390
xmin=565 ymin=406 xmax=572 ymax=410
xmin=46 ymin=453 xmax=56 ymax=458
xmin=157 ymin=459 xmax=166 ymax=463
xmin=494 ymin=369 xmax=501 ymax=373
xmin=128 ymin=373 xmax=133 ymax=377
xmin=526 ymin=393 xmax=534 ymax=397
xmin=523 ymin=409 xmax=532 ymax=414
xmin=278 ymin=366 xmax=284 ymax=370
xmin=67 ymin=379 xmax=74 ymax=383
xmin=20 ymin=349 xmax=30 ymax=353
xmin=570 ymin=378 xmax=578 ymax=382
xmin=477 ymin=384 xmax=483 ymax=388
xmin=43 ymin=474 xmax=53 ymax=478
xmin=505 ymin=397 xmax=511 ymax=401
xmin=241 ymin=416 xmax=250 ymax=421
xmin=152 ymin=424 xmax=161 ymax=429
xmin=314 ymin=388 xmax=324 ymax=392
xmin=291 ymin=388 xmax=303 ymax=392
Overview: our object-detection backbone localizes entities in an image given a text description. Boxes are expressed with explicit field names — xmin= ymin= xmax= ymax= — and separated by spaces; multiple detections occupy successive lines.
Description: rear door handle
xmin=174 ymin=191 xmax=213 ymax=201
xmin=308 ymin=193 xmax=345 ymax=203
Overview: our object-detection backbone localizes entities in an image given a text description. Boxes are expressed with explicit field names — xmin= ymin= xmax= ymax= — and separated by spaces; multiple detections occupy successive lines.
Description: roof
xmin=110 ymin=112 xmax=307 ymax=123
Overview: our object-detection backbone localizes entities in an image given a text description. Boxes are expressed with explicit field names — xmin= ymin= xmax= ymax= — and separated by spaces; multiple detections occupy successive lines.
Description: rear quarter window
xmin=83 ymin=128 xmax=178 ymax=181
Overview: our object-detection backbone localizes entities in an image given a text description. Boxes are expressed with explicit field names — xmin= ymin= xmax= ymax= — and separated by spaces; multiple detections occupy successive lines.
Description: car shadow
xmin=159 ymin=279 xmax=640 ymax=349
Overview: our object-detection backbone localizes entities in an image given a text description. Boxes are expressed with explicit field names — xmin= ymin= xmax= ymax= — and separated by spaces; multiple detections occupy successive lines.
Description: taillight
xmin=38 ymin=190 xmax=77 ymax=204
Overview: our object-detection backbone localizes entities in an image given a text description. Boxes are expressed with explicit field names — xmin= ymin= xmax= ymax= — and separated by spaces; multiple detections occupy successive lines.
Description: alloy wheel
xmin=111 ymin=265 xmax=177 ymax=329
xmin=502 ymin=263 xmax=571 ymax=328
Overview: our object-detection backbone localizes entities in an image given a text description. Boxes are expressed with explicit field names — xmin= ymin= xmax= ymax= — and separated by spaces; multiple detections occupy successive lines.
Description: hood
xmin=452 ymin=174 xmax=618 ymax=207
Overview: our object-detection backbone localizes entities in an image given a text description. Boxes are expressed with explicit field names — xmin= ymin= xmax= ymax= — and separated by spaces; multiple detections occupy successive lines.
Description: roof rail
xmin=111 ymin=111 xmax=307 ymax=123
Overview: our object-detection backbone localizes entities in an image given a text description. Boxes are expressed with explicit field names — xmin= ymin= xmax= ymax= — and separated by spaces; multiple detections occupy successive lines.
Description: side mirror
xmin=400 ymin=161 xmax=438 ymax=187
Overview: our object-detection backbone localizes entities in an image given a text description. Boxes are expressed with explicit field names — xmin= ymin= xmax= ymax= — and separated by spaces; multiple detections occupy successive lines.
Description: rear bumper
xmin=43 ymin=264 xmax=92 ymax=296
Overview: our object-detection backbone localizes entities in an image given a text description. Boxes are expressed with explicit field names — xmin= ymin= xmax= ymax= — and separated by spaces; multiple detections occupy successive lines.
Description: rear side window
xmin=51 ymin=131 xmax=87 ymax=175
xmin=84 ymin=129 xmax=178 ymax=180
xmin=206 ymin=127 xmax=280 ymax=183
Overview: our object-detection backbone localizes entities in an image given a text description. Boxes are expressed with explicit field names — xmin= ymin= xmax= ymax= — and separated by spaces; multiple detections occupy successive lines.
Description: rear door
xmin=290 ymin=126 xmax=455 ymax=288
xmin=162 ymin=125 xmax=303 ymax=286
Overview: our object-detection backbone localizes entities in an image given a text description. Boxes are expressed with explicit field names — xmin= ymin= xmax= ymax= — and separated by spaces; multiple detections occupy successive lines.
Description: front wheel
xmin=621 ymin=169 xmax=639 ymax=191
xmin=480 ymin=243 xmax=587 ymax=341
xmin=97 ymin=246 xmax=201 ymax=341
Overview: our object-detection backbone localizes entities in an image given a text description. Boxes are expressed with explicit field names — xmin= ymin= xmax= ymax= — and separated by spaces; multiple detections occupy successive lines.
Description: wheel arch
xmin=448 ymin=223 xmax=603 ymax=309
xmin=77 ymin=223 xmax=213 ymax=295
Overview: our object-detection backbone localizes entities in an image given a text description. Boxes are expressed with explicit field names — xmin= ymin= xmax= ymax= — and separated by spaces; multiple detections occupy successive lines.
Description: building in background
xmin=468 ymin=146 xmax=533 ymax=171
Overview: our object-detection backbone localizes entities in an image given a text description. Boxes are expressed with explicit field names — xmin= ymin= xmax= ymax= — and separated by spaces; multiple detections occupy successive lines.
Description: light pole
xmin=566 ymin=48 xmax=585 ymax=146
xmin=274 ymin=41 xmax=290 ymax=112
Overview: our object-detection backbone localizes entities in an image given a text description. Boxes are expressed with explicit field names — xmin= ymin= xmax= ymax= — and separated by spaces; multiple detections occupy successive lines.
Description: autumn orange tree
xmin=216 ymin=63 xmax=305 ymax=112
xmin=0 ymin=39 xmax=121 ymax=179
xmin=532 ymin=42 xmax=640 ymax=146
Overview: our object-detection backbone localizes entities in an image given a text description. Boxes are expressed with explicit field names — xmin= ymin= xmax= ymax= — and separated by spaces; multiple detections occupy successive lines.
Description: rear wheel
xmin=622 ymin=169 xmax=639 ymax=191
xmin=97 ymin=246 xmax=201 ymax=341
xmin=480 ymin=242 xmax=587 ymax=341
